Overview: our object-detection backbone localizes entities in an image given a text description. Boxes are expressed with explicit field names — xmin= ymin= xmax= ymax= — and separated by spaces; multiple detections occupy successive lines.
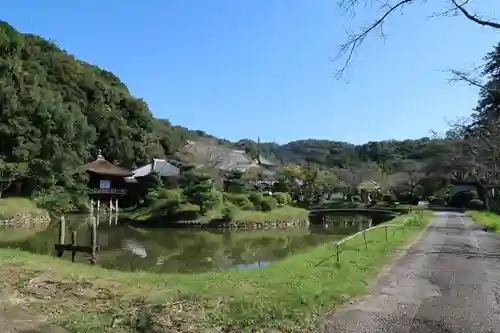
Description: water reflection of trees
xmin=0 ymin=215 xmax=370 ymax=274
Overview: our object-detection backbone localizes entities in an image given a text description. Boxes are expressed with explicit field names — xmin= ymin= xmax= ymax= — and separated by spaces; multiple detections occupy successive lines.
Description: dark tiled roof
xmin=85 ymin=156 xmax=133 ymax=177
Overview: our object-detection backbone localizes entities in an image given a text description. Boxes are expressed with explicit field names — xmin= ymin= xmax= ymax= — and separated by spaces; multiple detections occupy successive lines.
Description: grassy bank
xmin=468 ymin=211 xmax=500 ymax=231
xmin=0 ymin=197 xmax=47 ymax=219
xmin=0 ymin=211 xmax=431 ymax=333
xmin=126 ymin=204 xmax=309 ymax=223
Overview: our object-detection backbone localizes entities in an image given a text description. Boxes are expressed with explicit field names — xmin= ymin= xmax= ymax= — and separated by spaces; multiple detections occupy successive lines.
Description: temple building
xmin=84 ymin=151 xmax=132 ymax=224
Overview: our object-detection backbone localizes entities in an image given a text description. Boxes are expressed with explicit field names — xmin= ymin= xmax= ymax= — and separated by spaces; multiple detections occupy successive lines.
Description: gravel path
xmin=323 ymin=211 xmax=500 ymax=333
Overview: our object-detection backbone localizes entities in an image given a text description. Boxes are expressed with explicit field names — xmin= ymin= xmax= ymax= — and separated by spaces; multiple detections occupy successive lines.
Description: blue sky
xmin=3 ymin=1 xmax=499 ymax=144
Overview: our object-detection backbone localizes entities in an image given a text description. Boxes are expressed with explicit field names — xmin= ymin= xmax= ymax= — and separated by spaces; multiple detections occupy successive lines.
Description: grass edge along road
xmin=0 ymin=211 xmax=431 ymax=333
xmin=468 ymin=210 xmax=500 ymax=232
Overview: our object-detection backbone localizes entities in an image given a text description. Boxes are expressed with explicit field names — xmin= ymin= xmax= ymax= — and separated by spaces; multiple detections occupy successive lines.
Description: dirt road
xmin=324 ymin=211 xmax=500 ymax=333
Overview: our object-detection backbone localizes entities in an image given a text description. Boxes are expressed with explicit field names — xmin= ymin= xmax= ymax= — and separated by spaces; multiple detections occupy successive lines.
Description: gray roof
xmin=125 ymin=159 xmax=180 ymax=183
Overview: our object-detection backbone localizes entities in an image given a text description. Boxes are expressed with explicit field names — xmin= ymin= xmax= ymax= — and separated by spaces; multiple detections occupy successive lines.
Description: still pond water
xmin=0 ymin=215 xmax=372 ymax=274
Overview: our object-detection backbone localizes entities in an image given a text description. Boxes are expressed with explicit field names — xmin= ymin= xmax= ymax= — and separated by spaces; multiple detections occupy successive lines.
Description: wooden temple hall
xmin=84 ymin=151 xmax=132 ymax=225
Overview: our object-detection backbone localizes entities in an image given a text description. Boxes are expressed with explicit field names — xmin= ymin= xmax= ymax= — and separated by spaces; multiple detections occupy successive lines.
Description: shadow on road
xmin=387 ymin=247 xmax=500 ymax=260
xmin=427 ymin=205 xmax=465 ymax=212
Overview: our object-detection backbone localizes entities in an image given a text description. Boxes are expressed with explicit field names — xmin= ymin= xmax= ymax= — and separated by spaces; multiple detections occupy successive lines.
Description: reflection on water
xmin=123 ymin=239 xmax=147 ymax=258
xmin=0 ymin=215 xmax=371 ymax=274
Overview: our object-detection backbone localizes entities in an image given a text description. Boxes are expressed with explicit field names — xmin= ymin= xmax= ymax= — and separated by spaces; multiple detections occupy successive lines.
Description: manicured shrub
xmin=151 ymin=189 xmax=183 ymax=215
xmin=240 ymin=201 xmax=255 ymax=211
xmin=209 ymin=190 xmax=224 ymax=207
xmin=173 ymin=203 xmax=200 ymax=220
xmin=221 ymin=203 xmax=237 ymax=221
xmin=223 ymin=193 xmax=251 ymax=208
xmin=273 ymin=192 xmax=289 ymax=205
xmin=261 ymin=196 xmax=278 ymax=211
xmin=249 ymin=192 xmax=265 ymax=209
xmin=467 ymin=198 xmax=485 ymax=210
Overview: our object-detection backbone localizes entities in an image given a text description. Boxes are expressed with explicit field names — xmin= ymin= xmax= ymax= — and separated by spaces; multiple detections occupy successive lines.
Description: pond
xmin=0 ymin=215 xmax=372 ymax=274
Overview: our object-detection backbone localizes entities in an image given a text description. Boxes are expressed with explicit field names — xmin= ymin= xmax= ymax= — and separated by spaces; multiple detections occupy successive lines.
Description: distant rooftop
xmin=177 ymin=139 xmax=277 ymax=171
xmin=125 ymin=159 xmax=180 ymax=183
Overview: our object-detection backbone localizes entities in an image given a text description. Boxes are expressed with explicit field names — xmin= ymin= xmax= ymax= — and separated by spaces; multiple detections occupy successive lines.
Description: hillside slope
xmin=0 ymin=21 xmax=155 ymax=185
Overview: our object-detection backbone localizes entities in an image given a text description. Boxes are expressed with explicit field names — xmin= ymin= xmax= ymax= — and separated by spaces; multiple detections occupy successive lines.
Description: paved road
xmin=323 ymin=211 xmax=500 ymax=333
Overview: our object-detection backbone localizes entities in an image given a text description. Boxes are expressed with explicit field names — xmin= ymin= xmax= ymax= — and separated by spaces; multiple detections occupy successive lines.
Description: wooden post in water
xmin=336 ymin=243 xmax=340 ymax=263
xmin=89 ymin=198 xmax=94 ymax=216
xmin=89 ymin=218 xmax=97 ymax=265
xmin=57 ymin=216 xmax=66 ymax=257
xmin=363 ymin=230 xmax=367 ymax=249
xmin=96 ymin=199 xmax=100 ymax=226
xmin=108 ymin=199 xmax=112 ymax=225
xmin=71 ymin=230 xmax=77 ymax=262
xmin=54 ymin=216 xmax=99 ymax=265
xmin=115 ymin=198 xmax=119 ymax=225
xmin=385 ymin=225 xmax=388 ymax=243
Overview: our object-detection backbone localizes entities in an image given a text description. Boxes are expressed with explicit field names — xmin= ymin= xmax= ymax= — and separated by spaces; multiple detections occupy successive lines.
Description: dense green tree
xmin=0 ymin=21 xmax=157 ymax=195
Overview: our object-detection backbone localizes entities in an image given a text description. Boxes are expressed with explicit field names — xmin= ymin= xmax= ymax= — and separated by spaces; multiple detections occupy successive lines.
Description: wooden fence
xmin=315 ymin=209 xmax=424 ymax=266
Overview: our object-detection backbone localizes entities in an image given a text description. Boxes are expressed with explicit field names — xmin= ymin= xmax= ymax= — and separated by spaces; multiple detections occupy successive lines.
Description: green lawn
xmin=0 ymin=197 xmax=48 ymax=220
xmin=468 ymin=210 xmax=500 ymax=231
xmin=0 ymin=211 xmax=431 ymax=333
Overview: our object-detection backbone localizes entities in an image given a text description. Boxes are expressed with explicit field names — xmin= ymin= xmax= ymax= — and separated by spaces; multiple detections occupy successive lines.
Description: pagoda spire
xmin=257 ymin=136 xmax=261 ymax=163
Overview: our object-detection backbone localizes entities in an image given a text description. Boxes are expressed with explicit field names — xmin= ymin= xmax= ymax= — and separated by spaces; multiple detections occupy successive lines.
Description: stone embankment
xmin=0 ymin=213 xmax=51 ymax=228
xmin=178 ymin=219 xmax=309 ymax=229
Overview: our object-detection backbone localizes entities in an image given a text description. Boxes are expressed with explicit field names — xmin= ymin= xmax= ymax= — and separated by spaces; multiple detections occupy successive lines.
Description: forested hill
xmin=0 ymin=20 xmax=217 ymax=188
xmin=234 ymin=138 xmax=453 ymax=168
xmin=0 ymin=20 xmax=453 ymax=191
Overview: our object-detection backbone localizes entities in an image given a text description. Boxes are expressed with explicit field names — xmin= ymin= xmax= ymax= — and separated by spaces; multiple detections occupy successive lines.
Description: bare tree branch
xmin=335 ymin=0 xmax=414 ymax=78
xmin=449 ymin=69 xmax=500 ymax=101
xmin=428 ymin=0 xmax=470 ymax=19
xmin=451 ymin=0 xmax=500 ymax=28
xmin=335 ymin=0 xmax=500 ymax=78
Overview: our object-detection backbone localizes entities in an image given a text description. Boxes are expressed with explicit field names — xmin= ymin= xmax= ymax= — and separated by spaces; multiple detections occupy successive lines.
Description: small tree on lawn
xmin=224 ymin=169 xmax=247 ymax=194
xmin=180 ymin=164 xmax=216 ymax=214
xmin=143 ymin=171 xmax=164 ymax=205
xmin=147 ymin=171 xmax=163 ymax=192
xmin=178 ymin=164 xmax=198 ymax=188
